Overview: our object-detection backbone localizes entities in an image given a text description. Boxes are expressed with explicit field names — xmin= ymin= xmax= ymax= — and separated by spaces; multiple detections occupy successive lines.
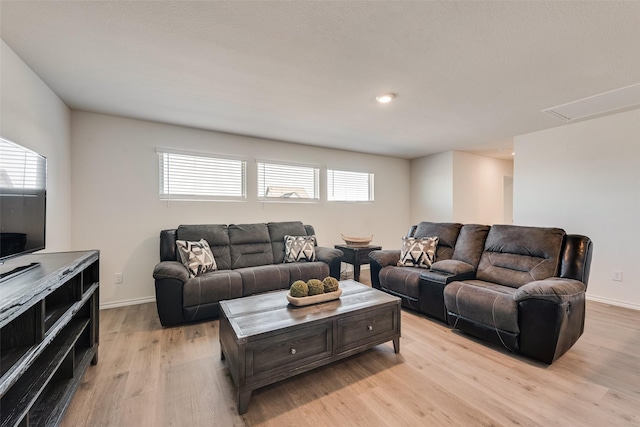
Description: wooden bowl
xmin=287 ymin=289 xmax=342 ymax=306
xmin=341 ymin=234 xmax=373 ymax=247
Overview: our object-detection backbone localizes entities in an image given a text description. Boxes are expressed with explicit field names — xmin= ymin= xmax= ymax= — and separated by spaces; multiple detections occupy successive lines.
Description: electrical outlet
xmin=611 ymin=270 xmax=623 ymax=282
xmin=115 ymin=273 xmax=124 ymax=284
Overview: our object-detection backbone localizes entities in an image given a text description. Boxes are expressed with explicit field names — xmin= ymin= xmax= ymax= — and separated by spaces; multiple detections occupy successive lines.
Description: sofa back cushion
xmin=267 ymin=221 xmax=308 ymax=263
xmin=411 ymin=222 xmax=463 ymax=261
xmin=177 ymin=224 xmax=232 ymax=270
xmin=476 ymin=225 xmax=565 ymax=288
xmin=452 ymin=224 xmax=491 ymax=268
xmin=304 ymin=224 xmax=317 ymax=240
xmin=229 ymin=223 xmax=274 ymax=269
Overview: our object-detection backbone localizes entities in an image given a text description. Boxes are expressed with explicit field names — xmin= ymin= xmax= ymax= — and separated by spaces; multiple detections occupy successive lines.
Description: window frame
xmin=157 ymin=148 xmax=246 ymax=201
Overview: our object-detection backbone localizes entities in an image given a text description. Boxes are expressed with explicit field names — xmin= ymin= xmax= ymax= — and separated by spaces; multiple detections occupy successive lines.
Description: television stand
xmin=0 ymin=262 xmax=40 ymax=283
xmin=0 ymin=251 xmax=100 ymax=426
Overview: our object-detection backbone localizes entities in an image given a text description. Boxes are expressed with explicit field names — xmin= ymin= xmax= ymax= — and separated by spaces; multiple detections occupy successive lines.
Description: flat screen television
xmin=0 ymin=136 xmax=47 ymax=264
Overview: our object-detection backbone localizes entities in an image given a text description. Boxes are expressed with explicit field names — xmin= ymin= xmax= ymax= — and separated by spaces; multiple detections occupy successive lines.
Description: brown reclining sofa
xmin=369 ymin=222 xmax=592 ymax=364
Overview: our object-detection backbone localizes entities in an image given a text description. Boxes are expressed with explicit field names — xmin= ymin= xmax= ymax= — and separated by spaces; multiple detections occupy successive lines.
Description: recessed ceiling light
xmin=376 ymin=93 xmax=396 ymax=103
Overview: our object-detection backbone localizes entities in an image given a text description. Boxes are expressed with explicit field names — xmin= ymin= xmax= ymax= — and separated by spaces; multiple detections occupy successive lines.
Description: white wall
xmin=0 ymin=40 xmax=72 ymax=252
xmin=410 ymin=151 xmax=453 ymax=224
xmin=514 ymin=109 xmax=640 ymax=309
xmin=410 ymin=150 xmax=513 ymax=226
xmin=452 ymin=151 xmax=513 ymax=225
xmin=70 ymin=111 xmax=411 ymax=306
xmin=503 ymin=176 xmax=514 ymax=224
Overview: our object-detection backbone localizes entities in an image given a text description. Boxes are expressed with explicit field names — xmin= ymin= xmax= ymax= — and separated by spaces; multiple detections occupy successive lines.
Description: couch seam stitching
xmin=492 ymin=295 xmax=511 ymax=351
xmin=189 ymin=276 xmax=201 ymax=321
xmin=528 ymin=258 xmax=548 ymax=281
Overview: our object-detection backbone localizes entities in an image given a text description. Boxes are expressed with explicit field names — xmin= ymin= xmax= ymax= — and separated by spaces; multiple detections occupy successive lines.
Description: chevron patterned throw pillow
xmin=176 ymin=239 xmax=217 ymax=278
xmin=284 ymin=235 xmax=317 ymax=263
xmin=397 ymin=236 xmax=439 ymax=269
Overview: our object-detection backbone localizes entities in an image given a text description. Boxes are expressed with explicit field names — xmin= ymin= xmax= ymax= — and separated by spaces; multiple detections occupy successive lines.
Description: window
xmin=327 ymin=169 xmax=374 ymax=202
xmin=257 ymin=161 xmax=319 ymax=200
xmin=158 ymin=149 xmax=246 ymax=200
xmin=0 ymin=138 xmax=45 ymax=190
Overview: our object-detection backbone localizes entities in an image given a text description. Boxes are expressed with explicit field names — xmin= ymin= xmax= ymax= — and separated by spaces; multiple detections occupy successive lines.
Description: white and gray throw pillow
xmin=397 ymin=236 xmax=439 ymax=269
xmin=176 ymin=239 xmax=217 ymax=278
xmin=284 ymin=235 xmax=317 ymax=263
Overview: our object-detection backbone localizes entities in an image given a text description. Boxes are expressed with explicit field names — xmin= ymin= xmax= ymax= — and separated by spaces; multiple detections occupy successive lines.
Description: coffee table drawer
xmin=246 ymin=323 xmax=332 ymax=379
xmin=337 ymin=306 xmax=399 ymax=353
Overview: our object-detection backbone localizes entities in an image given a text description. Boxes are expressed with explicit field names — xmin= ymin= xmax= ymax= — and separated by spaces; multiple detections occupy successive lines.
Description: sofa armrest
xmin=430 ymin=260 xmax=475 ymax=276
xmin=315 ymin=246 xmax=343 ymax=280
xmin=517 ymin=277 xmax=587 ymax=364
xmin=369 ymin=250 xmax=401 ymax=268
xmin=514 ymin=278 xmax=586 ymax=304
xmin=368 ymin=250 xmax=400 ymax=289
xmin=418 ymin=261 xmax=476 ymax=322
xmin=315 ymin=246 xmax=343 ymax=263
xmin=153 ymin=261 xmax=189 ymax=282
xmin=153 ymin=261 xmax=189 ymax=327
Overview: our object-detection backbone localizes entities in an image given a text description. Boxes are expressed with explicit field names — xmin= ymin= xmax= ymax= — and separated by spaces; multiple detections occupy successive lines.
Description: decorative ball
xmin=307 ymin=279 xmax=324 ymax=296
xmin=322 ymin=277 xmax=339 ymax=293
xmin=290 ymin=280 xmax=309 ymax=297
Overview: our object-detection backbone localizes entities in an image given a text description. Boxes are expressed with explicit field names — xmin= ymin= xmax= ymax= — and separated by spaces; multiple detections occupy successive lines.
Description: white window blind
xmin=257 ymin=161 xmax=319 ymax=200
xmin=0 ymin=138 xmax=45 ymax=190
xmin=327 ymin=169 xmax=374 ymax=202
xmin=158 ymin=150 xmax=246 ymax=200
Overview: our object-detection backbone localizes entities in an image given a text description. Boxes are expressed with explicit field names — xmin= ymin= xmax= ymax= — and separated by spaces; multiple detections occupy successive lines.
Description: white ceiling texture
xmin=1 ymin=1 xmax=639 ymax=159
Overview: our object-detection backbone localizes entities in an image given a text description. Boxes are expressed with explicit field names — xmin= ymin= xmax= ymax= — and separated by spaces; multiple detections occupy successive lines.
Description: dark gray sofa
xmin=369 ymin=222 xmax=490 ymax=320
xmin=370 ymin=222 xmax=593 ymax=364
xmin=153 ymin=221 xmax=343 ymax=326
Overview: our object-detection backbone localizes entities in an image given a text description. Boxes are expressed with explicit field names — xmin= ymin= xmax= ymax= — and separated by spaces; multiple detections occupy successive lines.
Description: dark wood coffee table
xmin=219 ymin=280 xmax=401 ymax=414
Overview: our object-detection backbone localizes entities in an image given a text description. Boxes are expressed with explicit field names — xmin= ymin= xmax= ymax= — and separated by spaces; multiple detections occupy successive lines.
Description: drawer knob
xmin=367 ymin=325 xmax=373 ymax=331
xmin=290 ymin=348 xmax=297 ymax=355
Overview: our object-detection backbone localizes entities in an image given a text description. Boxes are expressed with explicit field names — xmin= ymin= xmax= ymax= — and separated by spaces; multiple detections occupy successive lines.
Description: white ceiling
xmin=1 ymin=1 xmax=639 ymax=160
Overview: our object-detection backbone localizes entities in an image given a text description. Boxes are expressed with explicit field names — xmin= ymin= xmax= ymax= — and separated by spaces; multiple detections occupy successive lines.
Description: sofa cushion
xmin=451 ymin=224 xmax=490 ymax=268
xmin=177 ymin=224 xmax=232 ymax=270
xmin=476 ymin=225 xmax=565 ymax=288
xmin=284 ymin=235 xmax=317 ymax=262
xmin=176 ymin=239 xmax=217 ymax=278
xmin=397 ymin=236 xmax=438 ymax=268
xmin=379 ymin=265 xmax=422 ymax=299
xmin=236 ymin=265 xmax=291 ymax=295
xmin=228 ymin=223 xmax=275 ymax=269
xmin=444 ymin=280 xmax=519 ymax=333
xmin=183 ymin=270 xmax=243 ymax=308
xmin=268 ymin=221 xmax=308 ymax=263
xmin=279 ymin=262 xmax=329 ymax=285
xmin=412 ymin=222 xmax=462 ymax=260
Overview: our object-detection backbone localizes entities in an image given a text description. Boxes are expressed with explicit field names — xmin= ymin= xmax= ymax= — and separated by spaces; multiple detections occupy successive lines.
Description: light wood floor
xmin=62 ymin=273 xmax=640 ymax=426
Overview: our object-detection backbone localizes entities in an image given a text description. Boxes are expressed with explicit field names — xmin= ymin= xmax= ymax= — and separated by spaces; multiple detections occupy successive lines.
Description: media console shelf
xmin=0 ymin=251 xmax=99 ymax=427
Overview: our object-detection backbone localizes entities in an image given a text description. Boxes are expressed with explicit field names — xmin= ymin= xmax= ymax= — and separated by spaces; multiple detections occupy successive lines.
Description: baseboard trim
xmin=100 ymin=296 xmax=156 ymax=310
xmin=99 ymin=289 xmax=639 ymax=312
xmin=587 ymin=294 xmax=640 ymax=311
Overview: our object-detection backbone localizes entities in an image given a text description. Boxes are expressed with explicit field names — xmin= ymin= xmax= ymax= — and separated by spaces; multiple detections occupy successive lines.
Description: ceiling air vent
xmin=542 ymin=83 xmax=640 ymax=122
